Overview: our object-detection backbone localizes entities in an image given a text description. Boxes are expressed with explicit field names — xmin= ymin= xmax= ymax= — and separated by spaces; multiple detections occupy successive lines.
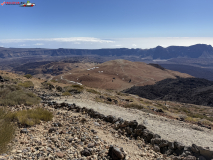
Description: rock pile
xmin=47 ymin=101 xmax=213 ymax=160
xmin=2 ymin=105 xmax=128 ymax=160
xmin=2 ymin=102 xmax=170 ymax=160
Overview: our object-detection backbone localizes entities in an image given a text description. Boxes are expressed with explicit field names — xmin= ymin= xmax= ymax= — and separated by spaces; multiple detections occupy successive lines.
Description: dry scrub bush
xmin=8 ymin=107 xmax=53 ymax=126
xmin=0 ymin=85 xmax=40 ymax=106
xmin=24 ymin=74 xmax=33 ymax=79
xmin=72 ymin=84 xmax=84 ymax=89
xmin=124 ymin=103 xmax=143 ymax=110
xmin=86 ymin=89 xmax=101 ymax=95
xmin=0 ymin=107 xmax=15 ymax=154
xmin=18 ymin=81 xmax=34 ymax=88
xmin=64 ymin=85 xmax=84 ymax=93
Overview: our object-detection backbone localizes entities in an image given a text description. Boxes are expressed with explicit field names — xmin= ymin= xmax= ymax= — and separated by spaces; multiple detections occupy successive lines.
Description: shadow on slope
xmin=123 ymin=78 xmax=213 ymax=107
xmin=160 ymin=64 xmax=213 ymax=81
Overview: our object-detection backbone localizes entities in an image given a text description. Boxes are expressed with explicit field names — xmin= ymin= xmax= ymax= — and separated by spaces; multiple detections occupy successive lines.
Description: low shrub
xmin=24 ymin=74 xmax=33 ymax=79
xmin=64 ymin=85 xmax=83 ymax=94
xmin=41 ymin=82 xmax=55 ymax=90
xmin=0 ymin=85 xmax=40 ymax=106
xmin=185 ymin=116 xmax=199 ymax=123
xmin=124 ymin=103 xmax=143 ymax=110
xmin=86 ymin=89 xmax=101 ymax=95
xmin=8 ymin=107 xmax=53 ymax=126
xmin=50 ymin=79 xmax=57 ymax=83
xmin=72 ymin=84 xmax=84 ymax=89
xmin=0 ymin=107 xmax=15 ymax=154
xmin=156 ymin=103 xmax=168 ymax=110
xmin=18 ymin=81 xmax=34 ymax=88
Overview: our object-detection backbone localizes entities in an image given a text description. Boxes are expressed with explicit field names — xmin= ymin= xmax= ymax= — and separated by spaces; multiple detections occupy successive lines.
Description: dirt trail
xmin=55 ymin=97 xmax=213 ymax=150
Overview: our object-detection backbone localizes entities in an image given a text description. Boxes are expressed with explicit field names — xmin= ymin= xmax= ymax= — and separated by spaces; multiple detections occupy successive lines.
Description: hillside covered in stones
xmin=0 ymin=70 xmax=213 ymax=160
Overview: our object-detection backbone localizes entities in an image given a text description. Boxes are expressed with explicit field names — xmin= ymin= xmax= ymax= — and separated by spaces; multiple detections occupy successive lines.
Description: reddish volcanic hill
xmin=53 ymin=59 xmax=193 ymax=90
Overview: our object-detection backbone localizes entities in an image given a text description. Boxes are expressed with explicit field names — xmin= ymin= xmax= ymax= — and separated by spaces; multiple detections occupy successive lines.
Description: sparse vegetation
xmin=50 ymin=79 xmax=57 ymax=83
xmin=124 ymin=103 xmax=143 ymax=110
xmin=86 ymin=89 xmax=101 ymax=95
xmin=117 ymin=92 xmax=128 ymax=96
xmin=24 ymin=74 xmax=33 ymax=79
xmin=0 ymin=107 xmax=15 ymax=154
xmin=18 ymin=81 xmax=34 ymax=88
xmin=8 ymin=107 xmax=53 ymax=126
xmin=64 ymin=85 xmax=84 ymax=94
xmin=0 ymin=85 xmax=40 ymax=106
xmin=156 ymin=103 xmax=168 ymax=110
xmin=72 ymin=84 xmax=84 ymax=89
xmin=41 ymin=82 xmax=55 ymax=90
xmin=185 ymin=116 xmax=199 ymax=123
xmin=106 ymin=89 xmax=114 ymax=93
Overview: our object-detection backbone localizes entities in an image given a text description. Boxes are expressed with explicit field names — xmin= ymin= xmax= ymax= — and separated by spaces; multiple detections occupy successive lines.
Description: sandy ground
xmin=55 ymin=97 xmax=213 ymax=151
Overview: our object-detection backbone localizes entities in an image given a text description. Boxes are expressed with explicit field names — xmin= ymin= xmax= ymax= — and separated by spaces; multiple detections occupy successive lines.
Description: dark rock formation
xmin=123 ymin=78 xmax=213 ymax=107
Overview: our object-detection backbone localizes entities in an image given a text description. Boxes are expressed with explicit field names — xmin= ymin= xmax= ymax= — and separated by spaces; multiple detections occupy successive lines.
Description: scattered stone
xmin=20 ymin=128 xmax=28 ymax=134
xmin=81 ymin=149 xmax=91 ymax=157
xmin=108 ymin=146 xmax=125 ymax=160
xmin=55 ymin=152 xmax=64 ymax=158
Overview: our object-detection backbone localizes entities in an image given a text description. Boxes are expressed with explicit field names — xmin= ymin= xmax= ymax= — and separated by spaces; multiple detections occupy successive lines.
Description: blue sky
xmin=0 ymin=0 xmax=213 ymax=49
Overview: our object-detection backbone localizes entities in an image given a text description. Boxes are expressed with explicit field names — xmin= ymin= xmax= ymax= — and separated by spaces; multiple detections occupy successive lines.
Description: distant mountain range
xmin=0 ymin=44 xmax=213 ymax=59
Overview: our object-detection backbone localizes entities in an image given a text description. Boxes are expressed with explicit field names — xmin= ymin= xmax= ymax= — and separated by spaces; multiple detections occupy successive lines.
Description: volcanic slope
xmin=54 ymin=59 xmax=192 ymax=90
xmin=123 ymin=77 xmax=213 ymax=107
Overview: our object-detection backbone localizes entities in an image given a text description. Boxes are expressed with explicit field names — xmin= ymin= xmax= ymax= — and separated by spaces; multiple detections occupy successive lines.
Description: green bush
xmin=0 ymin=107 xmax=15 ymax=154
xmin=8 ymin=107 xmax=53 ymax=126
xmin=24 ymin=74 xmax=33 ymax=79
xmin=18 ymin=81 xmax=34 ymax=88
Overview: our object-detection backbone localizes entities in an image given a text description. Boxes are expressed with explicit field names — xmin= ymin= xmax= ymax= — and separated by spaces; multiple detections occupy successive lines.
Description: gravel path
xmin=56 ymin=97 xmax=213 ymax=150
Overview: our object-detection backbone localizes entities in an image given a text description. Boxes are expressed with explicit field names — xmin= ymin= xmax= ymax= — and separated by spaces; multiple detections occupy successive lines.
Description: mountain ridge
xmin=0 ymin=44 xmax=213 ymax=59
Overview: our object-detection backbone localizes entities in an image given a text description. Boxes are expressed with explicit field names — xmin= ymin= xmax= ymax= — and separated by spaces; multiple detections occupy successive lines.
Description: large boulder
xmin=197 ymin=145 xmax=213 ymax=160
xmin=108 ymin=146 xmax=126 ymax=160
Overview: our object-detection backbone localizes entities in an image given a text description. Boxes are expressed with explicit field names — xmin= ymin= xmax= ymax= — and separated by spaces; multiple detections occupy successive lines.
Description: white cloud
xmin=34 ymin=43 xmax=44 ymax=46
xmin=0 ymin=37 xmax=114 ymax=43
xmin=114 ymin=44 xmax=122 ymax=47
xmin=1 ymin=37 xmax=213 ymax=49
xmin=74 ymin=42 xmax=81 ymax=44
xmin=19 ymin=44 xmax=26 ymax=46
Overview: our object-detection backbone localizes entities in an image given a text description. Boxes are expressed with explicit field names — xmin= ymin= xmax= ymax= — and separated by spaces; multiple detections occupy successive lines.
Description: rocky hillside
xmin=0 ymin=70 xmax=213 ymax=160
xmin=123 ymin=78 xmax=213 ymax=107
